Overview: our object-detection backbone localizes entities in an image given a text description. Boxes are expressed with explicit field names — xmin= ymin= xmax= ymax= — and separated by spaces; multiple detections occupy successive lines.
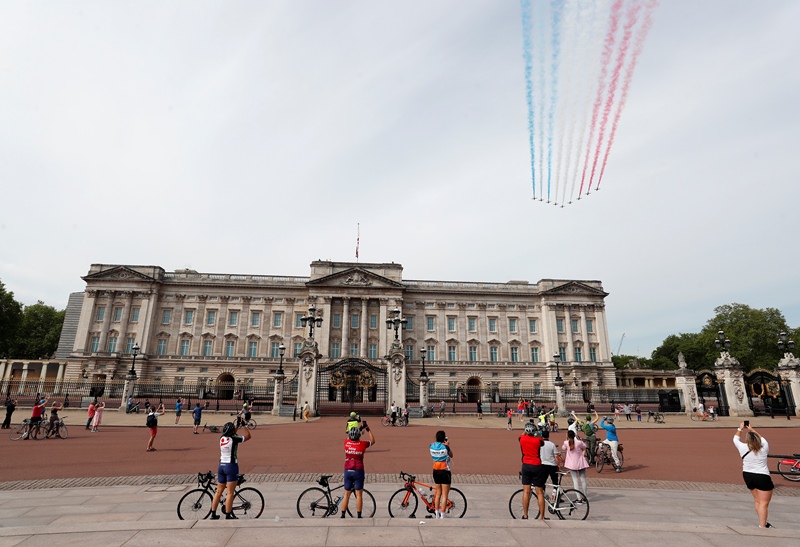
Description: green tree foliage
xmin=0 ymin=279 xmax=23 ymax=358
xmin=12 ymin=301 xmax=65 ymax=359
xmin=651 ymin=303 xmax=792 ymax=372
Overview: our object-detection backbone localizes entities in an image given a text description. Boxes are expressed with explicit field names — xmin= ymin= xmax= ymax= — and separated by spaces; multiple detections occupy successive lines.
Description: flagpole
xmin=356 ymin=223 xmax=360 ymax=263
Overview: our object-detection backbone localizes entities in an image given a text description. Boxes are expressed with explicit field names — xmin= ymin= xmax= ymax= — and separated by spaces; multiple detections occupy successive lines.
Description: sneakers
xmin=615 ymin=467 xmax=621 ymax=473
xmin=209 ymin=513 xmax=220 ymax=520
xmin=225 ymin=513 xmax=237 ymax=520
xmin=760 ymin=522 xmax=774 ymax=529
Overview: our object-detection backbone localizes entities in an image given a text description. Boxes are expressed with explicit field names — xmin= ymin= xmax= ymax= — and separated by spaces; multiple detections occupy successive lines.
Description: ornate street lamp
xmin=277 ymin=343 xmax=286 ymax=375
xmin=553 ymin=354 xmax=563 ymax=383
xmin=126 ymin=343 xmax=140 ymax=381
xmin=778 ymin=331 xmax=795 ymax=355
xmin=300 ymin=305 xmax=323 ymax=340
xmin=385 ymin=307 xmax=408 ymax=341
xmin=419 ymin=347 xmax=428 ymax=379
xmin=714 ymin=330 xmax=732 ymax=353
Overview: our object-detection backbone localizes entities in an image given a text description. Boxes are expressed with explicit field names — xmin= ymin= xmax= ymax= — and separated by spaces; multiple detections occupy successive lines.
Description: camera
xmin=445 ymin=437 xmax=449 ymax=443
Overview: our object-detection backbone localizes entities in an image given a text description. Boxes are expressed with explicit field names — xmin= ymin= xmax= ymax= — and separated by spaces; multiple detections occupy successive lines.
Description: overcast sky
xmin=1 ymin=1 xmax=798 ymax=358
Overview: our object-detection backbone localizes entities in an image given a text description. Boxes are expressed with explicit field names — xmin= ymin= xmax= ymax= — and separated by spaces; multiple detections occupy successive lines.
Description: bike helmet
xmin=567 ymin=418 xmax=575 ymax=425
xmin=348 ymin=427 xmax=362 ymax=440
xmin=606 ymin=417 xmax=614 ymax=424
xmin=524 ymin=422 xmax=537 ymax=435
xmin=221 ymin=422 xmax=236 ymax=437
xmin=350 ymin=411 xmax=358 ymax=419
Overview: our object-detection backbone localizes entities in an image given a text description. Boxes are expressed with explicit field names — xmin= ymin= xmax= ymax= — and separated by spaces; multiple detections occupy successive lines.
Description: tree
xmin=0 ymin=279 xmax=23 ymax=358
xmin=651 ymin=333 xmax=704 ymax=370
xmin=11 ymin=301 xmax=65 ymax=359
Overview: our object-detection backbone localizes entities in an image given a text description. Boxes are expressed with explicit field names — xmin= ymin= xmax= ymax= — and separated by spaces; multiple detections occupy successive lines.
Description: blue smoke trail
xmin=546 ymin=0 xmax=564 ymax=203
xmin=520 ymin=0 xmax=536 ymax=199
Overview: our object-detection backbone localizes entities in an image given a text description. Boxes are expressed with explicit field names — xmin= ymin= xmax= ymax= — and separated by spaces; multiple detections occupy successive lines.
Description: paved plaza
xmin=1 ymin=410 xmax=799 ymax=545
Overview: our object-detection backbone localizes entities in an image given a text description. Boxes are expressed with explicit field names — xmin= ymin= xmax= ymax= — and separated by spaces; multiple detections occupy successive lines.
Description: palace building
xmin=46 ymin=260 xmax=615 ymax=414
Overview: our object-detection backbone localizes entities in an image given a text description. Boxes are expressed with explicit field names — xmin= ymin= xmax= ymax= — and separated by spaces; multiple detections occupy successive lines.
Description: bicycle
xmin=509 ymin=471 xmax=589 ymax=520
xmin=647 ymin=411 xmax=665 ymax=424
xmin=8 ymin=419 xmax=44 ymax=441
xmin=595 ymin=441 xmax=624 ymax=472
xmin=296 ymin=474 xmax=376 ymax=518
xmin=231 ymin=412 xmax=257 ymax=430
xmin=381 ymin=414 xmax=408 ymax=427
xmin=202 ymin=423 xmax=220 ymax=433
xmin=44 ymin=417 xmax=68 ymax=439
xmin=690 ymin=409 xmax=715 ymax=422
xmin=387 ymin=471 xmax=467 ymax=518
xmin=770 ymin=453 xmax=800 ymax=482
xmin=177 ymin=471 xmax=264 ymax=520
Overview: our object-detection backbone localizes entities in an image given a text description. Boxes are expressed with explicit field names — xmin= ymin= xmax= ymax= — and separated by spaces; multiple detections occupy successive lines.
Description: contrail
xmin=520 ymin=0 xmax=536 ymax=199
xmin=546 ymin=0 xmax=564 ymax=204
xmin=597 ymin=0 xmax=659 ymax=188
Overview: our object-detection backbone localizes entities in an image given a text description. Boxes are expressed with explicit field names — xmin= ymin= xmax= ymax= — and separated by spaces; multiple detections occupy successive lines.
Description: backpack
xmin=582 ymin=422 xmax=595 ymax=436
xmin=146 ymin=413 xmax=157 ymax=428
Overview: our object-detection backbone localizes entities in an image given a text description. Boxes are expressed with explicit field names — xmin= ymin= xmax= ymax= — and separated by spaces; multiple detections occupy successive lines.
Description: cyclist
xmin=581 ymin=410 xmax=600 ymax=464
xmin=518 ymin=421 xmax=545 ymax=520
xmin=341 ymin=421 xmax=376 ymax=518
xmin=242 ymin=399 xmax=252 ymax=423
xmin=28 ymin=395 xmax=48 ymax=439
xmin=390 ymin=401 xmax=398 ymax=426
xmin=430 ymin=430 xmax=453 ymax=518
xmin=600 ymin=416 xmax=621 ymax=472
xmin=210 ymin=421 xmax=251 ymax=520
xmin=345 ymin=411 xmax=361 ymax=434
xmin=45 ymin=399 xmax=64 ymax=438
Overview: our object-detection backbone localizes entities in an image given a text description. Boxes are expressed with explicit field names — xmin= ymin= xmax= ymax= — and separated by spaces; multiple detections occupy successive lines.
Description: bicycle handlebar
xmin=399 ymin=471 xmax=416 ymax=482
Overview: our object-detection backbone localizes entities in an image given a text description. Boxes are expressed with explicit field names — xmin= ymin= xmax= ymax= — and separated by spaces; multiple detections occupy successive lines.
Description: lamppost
xmin=272 ymin=343 xmax=287 ymax=417
xmin=419 ymin=346 xmax=430 ymax=415
xmin=714 ymin=330 xmax=732 ymax=354
xmin=386 ymin=307 xmax=407 ymax=342
xmin=277 ymin=343 xmax=286 ymax=374
xmin=419 ymin=347 xmax=428 ymax=379
xmin=553 ymin=354 xmax=563 ymax=383
xmin=300 ymin=305 xmax=323 ymax=340
xmin=127 ymin=343 xmax=140 ymax=381
xmin=778 ymin=331 xmax=795 ymax=356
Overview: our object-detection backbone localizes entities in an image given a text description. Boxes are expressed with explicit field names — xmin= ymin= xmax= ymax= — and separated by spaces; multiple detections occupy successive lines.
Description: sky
xmin=1 ymin=1 xmax=799 ymax=358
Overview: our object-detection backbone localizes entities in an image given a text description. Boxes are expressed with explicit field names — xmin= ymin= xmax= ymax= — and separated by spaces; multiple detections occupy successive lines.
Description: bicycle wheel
xmin=177 ymin=489 xmax=213 ymax=520
xmin=690 ymin=412 xmax=700 ymax=422
xmin=778 ymin=460 xmax=800 ymax=482
xmin=31 ymin=424 xmax=44 ymax=440
xmin=231 ymin=487 xmax=264 ymax=519
xmin=388 ymin=488 xmax=418 ymax=518
xmin=595 ymin=447 xmax=606 ymax=472
xmin=57 ymin=424 xmax=69 ymax=439
xmin=555 ymin=489 xmax=589 ymax=520
xmin=444 ymin=487 xmax=467 ymax=518
xmin=296 ymin=487 xmax=331 ymax=518
xmin=246 ymin=419 xmax=257 ymax=430
xmin=346 ymin=489 xmax=375 ymax=518
xmin=508 ymin=489 xmax=524 ymax=519
xmin=381 ymin=416 xmax=391 ymax=427
xmin=8 ymin=423 xmax=27 ymax=441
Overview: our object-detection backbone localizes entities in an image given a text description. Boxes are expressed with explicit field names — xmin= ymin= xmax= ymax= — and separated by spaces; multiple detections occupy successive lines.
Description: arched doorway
xmin=217 ymin=372 xmax=235 ymax=400
xmin=466 ymin=377 xmax=483 ymax=403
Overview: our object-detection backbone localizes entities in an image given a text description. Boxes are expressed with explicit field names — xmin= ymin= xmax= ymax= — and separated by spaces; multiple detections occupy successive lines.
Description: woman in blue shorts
xmin=210 ymin=421 xmax=251 ymax=519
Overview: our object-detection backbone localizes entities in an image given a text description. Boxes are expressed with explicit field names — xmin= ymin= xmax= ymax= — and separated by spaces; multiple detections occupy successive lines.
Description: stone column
xmin=297 ymin=344 xmax=320 ymax=415
xmin=554 ymin=376 xmax=566 ymax=415
xmin=272 ymin=370 xmax=286 ymax=416
xmin=420 ymin=374 xmax=430 ymax=416
xmin=319 ymin=297 xmax=332 ymax=358
xmin=341 ymin=298 xmax=350 ymax=357
xmin=118 ymin=292 xmax=133 ymax=353
xmin=674 ymin=355 xmax=698 ymax=413
xmin=378 ymin=298 xmax=389 ymax=357
xmin=778 ymin=353 xmax=800 ymax=417
xmin=715 ymin=352 xmax=753 ymax=417
xmin=55 ymin=363 xmax=66 ymax=394
xmin=0 ymin=362 xmax=5 ymax=390
xmin=18 ymin=363 xmax=29 ymax=394
xmin=595 ymin=305 xmax=610 ymax=362
xmin=386 ymin=342 xmax=406 ymax=412
xmin=361 ymin=299 xmax=368 ymax=358
xmin=97 ymin=292 xmax=115 ymax=353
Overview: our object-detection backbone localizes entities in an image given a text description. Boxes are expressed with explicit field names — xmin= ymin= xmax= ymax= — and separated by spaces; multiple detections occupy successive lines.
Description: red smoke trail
xmin=587 ymin=0 xmax=641 ymax=193
xmin=578 ymin=0 xmax=623 ymax=197
xmin=596 ymin=0 xmax=658 ymax=188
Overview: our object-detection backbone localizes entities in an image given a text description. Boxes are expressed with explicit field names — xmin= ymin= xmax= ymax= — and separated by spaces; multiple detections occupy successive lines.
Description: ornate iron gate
xmin=745 ymin=369 xmax=795 ymax=417
xmin=316 ymin=358 xmax=387 ymax=416
xmin=696 ymin=371 xmax=728 ymax=416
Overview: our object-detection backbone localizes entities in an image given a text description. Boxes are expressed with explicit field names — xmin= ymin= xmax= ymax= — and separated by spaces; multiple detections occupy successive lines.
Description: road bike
xmin=202 ymin=423 xmax=220 ymax=433
xmin=647 ymin=411 xmax=666 ymax=423
xmin=231 ymin=412 xmax=257 ymax=430
xmin=296 ymin=474 xmax=376 ymax=518
xmin=595 ymin=441 xmax=624 ymax=472
xmin=44 ymin=417 xmax=68 ymax=439
xmin=177 ymin=471 xmax=264 ymax=520
xmin=387 ymin=471 xmax=467 ymax=518
xmin=381 ymin=414 xmax=408 ymax=427
xmin=690 ymin=409 xmax=717 ymax=421
xmin=509 ymin=472 xmax=589 ymax=520
xmin=770 ymin=453 xmax=800 ymax=482
xmin=8 ymin=419 xmax=44 ymax=441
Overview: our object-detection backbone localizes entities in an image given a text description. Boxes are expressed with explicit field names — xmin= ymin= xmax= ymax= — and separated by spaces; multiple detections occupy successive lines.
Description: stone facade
xmin=55 ymin=261 xmax=615 ymax=400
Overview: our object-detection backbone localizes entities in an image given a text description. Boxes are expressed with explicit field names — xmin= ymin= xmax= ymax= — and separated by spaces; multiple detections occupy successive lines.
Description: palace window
xmin=404 ymin=345 xmax=414 ymax=360
xmin=510 ymin=346 xmax=519 ymax=362
xmin=296 ymin=313 xmax=304 ymax=328
xmin=180 ymin=340 xmax=189 ymax=355
xmin=426 ymin=345 xmax=435 ymax=361
xmin=574 ymin=347 xmax=583 ymax=362
xmin=490 ymin=346 xmax=498 ymax=362
xmin=206 ymin=310 xmax=216 ymax=326
xmin=294 ymin=342 xmax=302 ymax=357
xmin=95 ymin=307 xmax=105 ymax=322
xmin=203 ymin=340 xmax=213 ymax=356
xmin=590 ymin=347 xmax=597 ymax=362
xmin=331 ymin=343 xmax=341 ymax=359
xmin=468 ymin=317 xmax=477 ymax=332
xmin=113 ymin=307 xmax=122 ymax=322
xmin=559 ymin=346 xmax=567 ymax=362
xmin=251 ymin=312 xmax=260 ymax=327
xmin=426 ymin=317 xmax=435 ymax=331
xmin=405 ymin=317 xmax=414 ymax=330
xmin=125 ymin=337 xmax=135 ymax=353
xmin=557 ymin=318 xmax=564 ymax=333
xmin=107 ymin=337 xmax=117 ymax=353
xmin=531 ymin=346 xmax=539 ymax=362
xmin=270 ymin=342 xmax=281 ymax=358
xmin=349 ymin=343 xmax=359 ymax=356
xmin=447 ymin=317 xmax=456 ymax=332
xmin=157 ymin=339 xmax=167 ymax=355
xmin=529 ymin=319 xmax=536 ymax=333
xmin=248 ymin=341 xmax=257 ymax=357
xmin=228 ymin=311 xmax=238 ymax=327
xmin=332 ymin=314 xmax=341 ymax=329
xmin=469 ymin=346 xmax=477 ymax=361
xmin=509 ymin=318 xmax=517 ymax=333
xmin=572 ymin=319 xmax=579 ymax=333
xmin=162 ymin=310 xmax=171 ymax=324
xmin=131 ymin=308 xmax=140 ymax=322
xmin=369 ymin=315 xmax=378 ymax=329
xmin=351 ymin=314 xmax=360 ymax=329
xmin=488 ymin=318 xmax=497 ymax=333
xmin=368 ymin=343 xmax=378 ymax=359
xmin=273 ymin=312 xmax=282 ymax=328
xmin=448 ymin=346 xmax=456 ymax=361
xmin=225 ymin=341 xmax=235 ymax=356
xmin=184 ymin=310 xmax=194 ymax=325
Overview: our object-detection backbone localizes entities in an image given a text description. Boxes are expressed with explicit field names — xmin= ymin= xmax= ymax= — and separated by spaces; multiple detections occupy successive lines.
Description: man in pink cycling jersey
xmin=340 ymin=420 xmax=376 ymax=518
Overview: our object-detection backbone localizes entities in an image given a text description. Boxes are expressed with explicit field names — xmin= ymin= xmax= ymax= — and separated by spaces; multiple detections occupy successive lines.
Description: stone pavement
xmin=0 ymin=477 xmax=799 ymax=545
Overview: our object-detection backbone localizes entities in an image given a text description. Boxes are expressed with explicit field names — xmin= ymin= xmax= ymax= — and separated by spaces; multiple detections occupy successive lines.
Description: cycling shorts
xmin=432 ymin=469 xmax=452 ymax=485
xmin=343 ymin=469 xmax=365 ymax=491
xmin=520 ymin=464 xmax=545 ymax=487
xmin=217 ymin=462 xmax=240 ymax=484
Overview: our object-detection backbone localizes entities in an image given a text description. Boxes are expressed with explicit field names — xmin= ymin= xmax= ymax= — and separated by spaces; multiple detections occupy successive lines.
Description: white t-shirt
xmin=540 ymin=440 xmax=560 ymax=466
xmin=733 ymin=434 xmax=770 ymax=475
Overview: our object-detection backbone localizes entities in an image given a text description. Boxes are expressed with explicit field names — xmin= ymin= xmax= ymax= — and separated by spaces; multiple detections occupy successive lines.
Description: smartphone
xmin=743 ymin=420 xmax=749 ymax=427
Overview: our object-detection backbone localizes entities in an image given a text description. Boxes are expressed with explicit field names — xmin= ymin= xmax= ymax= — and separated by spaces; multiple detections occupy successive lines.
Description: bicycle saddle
xmin=318 ymin=475 xmax=332 ymax=487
